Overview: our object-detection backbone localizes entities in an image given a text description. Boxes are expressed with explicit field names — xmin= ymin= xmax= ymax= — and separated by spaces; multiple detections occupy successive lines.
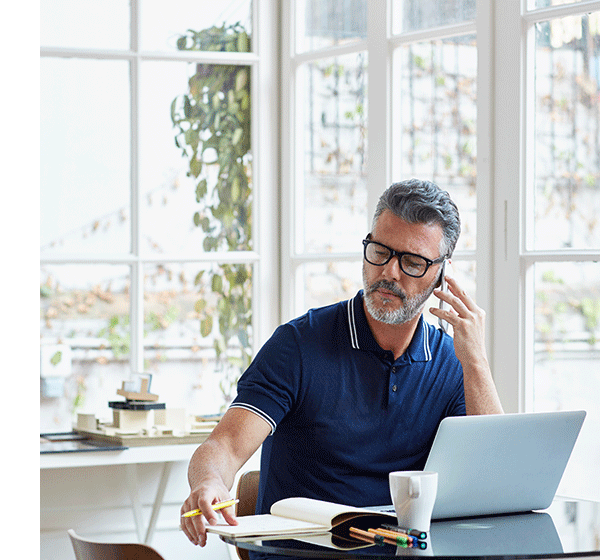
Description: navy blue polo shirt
xmin=230 ymin=290 xmax=465 ymax=513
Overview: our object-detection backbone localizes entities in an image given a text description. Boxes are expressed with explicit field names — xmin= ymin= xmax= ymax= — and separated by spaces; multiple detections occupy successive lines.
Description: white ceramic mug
xmin=389 ymin=471 xmax=438 ymax=532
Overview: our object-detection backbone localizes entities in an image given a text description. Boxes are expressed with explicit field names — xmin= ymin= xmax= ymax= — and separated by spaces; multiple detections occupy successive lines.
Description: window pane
xmin=392 ymin=0 xmax=475 ymax=35
xmin=533 ymin=13 xmax=600 ymax=250
xmin=141 ymin=0 xmax=252 ymax=52
xmin=302 ymin=261 xmax=362 ymax=311
xmin=301 ymin=259 xmax=476 ymax=327
xmin=534 ymin=262 xmax=600 ymax=498
xmin=40 ymin=0 xmax=130 ymax=50
xmin=296 ymin=0 xmax=367 ymax=53
xmin=298 ymin=52 xmax=368 ymax=254
xmin=393 ymin=35 xmax=477 ymax=252
xmin=166 ymin=61 xmax=253 ymax=254
xmin=143 ymin=262 xmax=253 ymax=412
xmin=40 ymin=264 xmax=130 ymax=432
xmin=40 ymin=58 xmax=131 ymax=255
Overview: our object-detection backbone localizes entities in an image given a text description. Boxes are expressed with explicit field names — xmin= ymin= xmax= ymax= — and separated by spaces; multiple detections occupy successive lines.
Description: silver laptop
xmin=426 ymin=410 xmax=586 ymax=519
xmin=373 ymin=410 xmax=585 ymax=519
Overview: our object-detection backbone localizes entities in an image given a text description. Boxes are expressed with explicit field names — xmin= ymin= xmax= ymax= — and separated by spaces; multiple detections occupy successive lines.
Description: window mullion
xmin=366 ymin=0 xmax=390 ymax=221
xmin=129 ymin=0 xmax=144 ymax=374
xmin=476 ymin=0 xmax=495 ymax=369
xmin=492 ymin=0 xmax=524 ymax=413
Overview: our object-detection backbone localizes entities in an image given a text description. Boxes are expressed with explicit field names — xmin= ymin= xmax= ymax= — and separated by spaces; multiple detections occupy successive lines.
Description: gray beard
xmin=362 ymin=266 xmax=437 ymax=325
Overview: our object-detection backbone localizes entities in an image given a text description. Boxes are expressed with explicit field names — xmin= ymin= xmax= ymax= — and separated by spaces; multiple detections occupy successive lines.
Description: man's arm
xmin=180 ymin=407 xmax=272 ymax=547
xmin=430 ymin=275 xmax=504 ymax=415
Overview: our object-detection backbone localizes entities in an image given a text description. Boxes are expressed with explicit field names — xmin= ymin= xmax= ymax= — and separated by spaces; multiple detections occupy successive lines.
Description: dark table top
xmin=221 ymin=497 xmax=600 ymax=559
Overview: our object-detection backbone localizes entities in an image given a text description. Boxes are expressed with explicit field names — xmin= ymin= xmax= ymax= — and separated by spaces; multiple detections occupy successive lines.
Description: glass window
xmin=40 ymin=264 xmax=131 ymax=430
xmin=143 ymin=262 xmax=253 ymax=414
xmin=297 ymin=52 xmax=368 ymax=254
xmin=393 ymin=35 xmax=478 ymax=253
xmin=392 ymin=0 xmax=475 ymax=35
xmin=302 ymin=261 xmax=362 ymax=310
xmin=141 ymin=0 xmax=252 ymax=52
xmin=533 ymin=13 xmax=600 ymax=250
xmin=296 ymin=0 xmax=367 ymax=53
xmin=40 ymin=2 xmax=260 ymax=433
xmin=40 ymin=0 xmax=130 ymax=50
xmin=139 ymin=61 xmax=252 ymax=255
xmin=40 ymin=58 xmax=131 ymax=255
xmin=534 ymin=261 xmax=600 ymax=496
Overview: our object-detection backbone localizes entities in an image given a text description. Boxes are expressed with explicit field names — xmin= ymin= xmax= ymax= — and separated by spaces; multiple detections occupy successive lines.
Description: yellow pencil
xmin=181 ymin=498 xmax=239 ymax=518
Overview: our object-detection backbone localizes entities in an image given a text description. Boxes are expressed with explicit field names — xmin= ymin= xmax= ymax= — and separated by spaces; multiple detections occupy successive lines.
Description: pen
xmin=349 ymin=527 xmax=387 ymax=545
xmin=381 ymin=523 xmax=427 ymax=539
xmin=181 ymin=498 xmax=239 ymax=518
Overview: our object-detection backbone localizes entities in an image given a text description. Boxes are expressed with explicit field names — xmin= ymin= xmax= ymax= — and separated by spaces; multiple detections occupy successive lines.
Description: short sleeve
xmin=230 ymin=323 xmax=302 ymax=435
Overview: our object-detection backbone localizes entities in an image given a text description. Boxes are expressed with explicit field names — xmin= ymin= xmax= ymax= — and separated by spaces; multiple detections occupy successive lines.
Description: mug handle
xmin=408 ymin=476 xmax=421 ymax=499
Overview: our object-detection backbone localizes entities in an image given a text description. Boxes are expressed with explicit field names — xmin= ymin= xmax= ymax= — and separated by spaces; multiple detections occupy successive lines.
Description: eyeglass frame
xmin=362 ymin=236 xmax=446 ymax=278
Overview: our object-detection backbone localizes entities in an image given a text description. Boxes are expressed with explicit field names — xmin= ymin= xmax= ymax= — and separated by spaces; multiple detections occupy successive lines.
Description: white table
xmin=40 ymin=441 xmax=206 ymax=545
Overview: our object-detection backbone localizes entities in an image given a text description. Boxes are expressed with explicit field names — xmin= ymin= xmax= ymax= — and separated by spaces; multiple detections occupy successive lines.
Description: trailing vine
xmin=171 ymin=23 xmax=253 ymax=405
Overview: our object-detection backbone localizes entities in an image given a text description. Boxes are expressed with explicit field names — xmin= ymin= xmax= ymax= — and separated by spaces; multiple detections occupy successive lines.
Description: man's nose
xmin=381 ymin=255 xmax=403 ymax=280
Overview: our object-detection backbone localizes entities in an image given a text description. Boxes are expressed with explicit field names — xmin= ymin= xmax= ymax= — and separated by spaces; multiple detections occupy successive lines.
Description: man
xmin=181 ymin=179 xmax=503 ymax=547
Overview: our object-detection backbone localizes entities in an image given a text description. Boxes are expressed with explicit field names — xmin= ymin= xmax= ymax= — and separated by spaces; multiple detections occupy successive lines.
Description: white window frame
xmin=492 ymin=0 xmax=600 ymax=414
xmin=39 ymin=0 xmax=280 ymax=384
xmin=281 ymin=0 xmax=599 ymax=427
xmin=281 ymin=1 xmax=492 ymax=336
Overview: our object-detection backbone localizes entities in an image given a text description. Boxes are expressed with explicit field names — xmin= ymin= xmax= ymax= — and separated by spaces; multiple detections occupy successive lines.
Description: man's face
xmin=363 ymin=210 xmax=445 ymax=325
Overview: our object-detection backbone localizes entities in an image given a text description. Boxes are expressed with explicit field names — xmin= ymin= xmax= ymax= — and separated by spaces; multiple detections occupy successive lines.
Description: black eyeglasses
xmin=362 ymin=238 xmax=445 ymax=278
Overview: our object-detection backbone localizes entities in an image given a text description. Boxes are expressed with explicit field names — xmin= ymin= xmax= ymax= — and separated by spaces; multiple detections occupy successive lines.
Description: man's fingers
xmin=219 ymin=505 xmax=239 ymax=526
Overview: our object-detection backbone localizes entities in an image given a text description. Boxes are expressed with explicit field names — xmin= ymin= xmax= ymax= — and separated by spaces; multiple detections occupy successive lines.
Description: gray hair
xmin=372 ymin=179 xmax=461 ymax=258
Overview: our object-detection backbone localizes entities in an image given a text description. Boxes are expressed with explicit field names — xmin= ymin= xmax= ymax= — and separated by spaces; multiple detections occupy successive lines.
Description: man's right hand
xmin=180 ymin=407 xmax=272 ymax=546
xmin=180 ymin=481 xmax=238 ymax=547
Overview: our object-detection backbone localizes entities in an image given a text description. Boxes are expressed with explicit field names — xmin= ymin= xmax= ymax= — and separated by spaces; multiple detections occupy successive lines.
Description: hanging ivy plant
xmin=171 ymin=23 xmax=253 ymax=406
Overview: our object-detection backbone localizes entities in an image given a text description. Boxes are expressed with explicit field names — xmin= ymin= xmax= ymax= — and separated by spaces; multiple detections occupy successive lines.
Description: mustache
xmin=366 ymin=280 xmax=406 ymax=301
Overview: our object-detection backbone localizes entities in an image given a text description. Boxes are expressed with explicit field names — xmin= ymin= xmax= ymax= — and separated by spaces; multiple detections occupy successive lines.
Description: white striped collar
xmin=347 ymin=292 xmax=433 ymax=362
xmin=347 ymin=296 xmax=360 ymax=350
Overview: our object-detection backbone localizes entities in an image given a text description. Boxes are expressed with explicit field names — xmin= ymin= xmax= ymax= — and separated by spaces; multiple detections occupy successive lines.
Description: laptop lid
xmin=425 ymin=410 xmax=586 ymax=519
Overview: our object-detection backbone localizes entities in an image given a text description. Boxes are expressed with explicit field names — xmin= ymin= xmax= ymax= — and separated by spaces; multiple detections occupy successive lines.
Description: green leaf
xmin=231 ymin=176 xmax=241 ymax=202
xmin=195 ymin=178 xmax=207 ymax=201
xmin=50 ymin=351 xmax=62 ymax=366
xmin=235 ymin=69 xmax=248 ymax=92
xmin=184 ymin=96 xmax=192 ymax=118
xmin=200 ymin=315 xmax=213 ymax=337
xmin=190 ymin=158 xmax=202 ymax=178
xmin=193 ymin=212 xmax=201 ymax=227
xmin=170 ymin=98 xmax=178 ymax=124
xmin=237 ymin=32 xmax=249 ymax=52
xmin=212 ymin=274 xmax=223 ymax=293
xmin=232 ymin=128 xmax=243 ymax=146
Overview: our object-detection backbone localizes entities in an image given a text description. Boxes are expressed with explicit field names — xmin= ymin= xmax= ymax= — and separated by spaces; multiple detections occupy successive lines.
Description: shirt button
xmin=392 ymin=385 xmax=398 ymax=392
xmin=392 ymin=366 xmax=397 ymax=373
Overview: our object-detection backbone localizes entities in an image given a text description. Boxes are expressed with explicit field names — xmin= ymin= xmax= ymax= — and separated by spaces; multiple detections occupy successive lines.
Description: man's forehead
xmin=372 ymin=213 xmax=444 ymax=254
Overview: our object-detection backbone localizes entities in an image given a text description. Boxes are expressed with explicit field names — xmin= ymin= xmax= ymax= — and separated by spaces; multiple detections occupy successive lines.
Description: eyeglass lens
xmin=364 ymin=242 xmax=429 ymax=277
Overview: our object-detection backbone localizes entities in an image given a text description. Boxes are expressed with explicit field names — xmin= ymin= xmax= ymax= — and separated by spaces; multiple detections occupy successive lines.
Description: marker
xmin=381 ymin=523 xmax=427 ymax=539
xmin=369 ymin=528 xmax=412 ymax=544
xmin=181 ymin=498 xmax=239 ymax=518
